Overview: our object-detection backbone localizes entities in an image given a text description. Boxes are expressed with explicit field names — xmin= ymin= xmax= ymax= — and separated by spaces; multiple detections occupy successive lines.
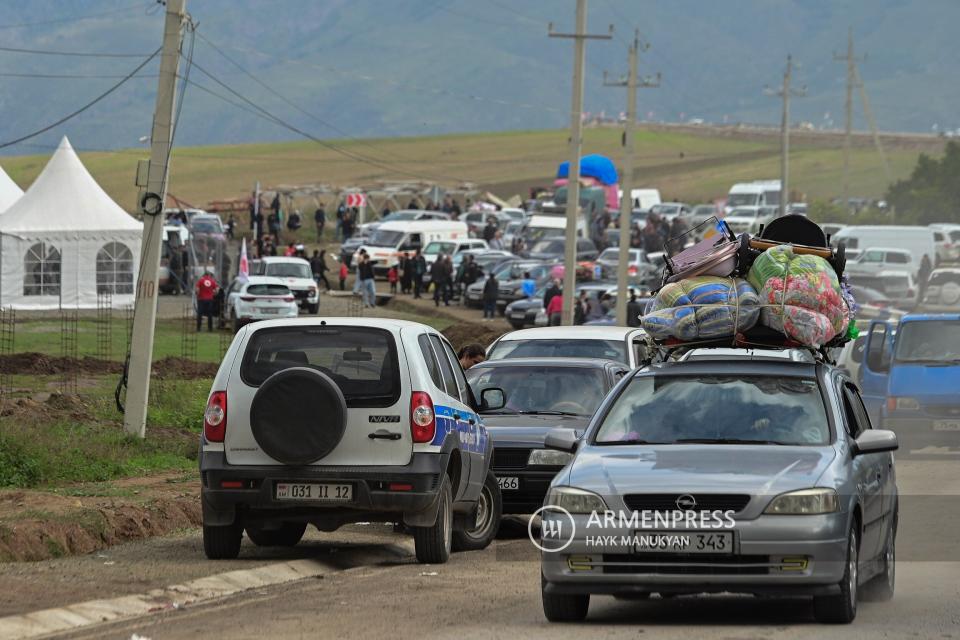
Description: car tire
xmin=203 ymin=521 xmax=242 ymax=560
xmin=863 ymin=509 xmax=896 ymax=602
xmin=413 ymin=477 xmax=453 ymax=564
xmin=813 ymin=525 xmax=859 ymax=624
xmin=245 ymin=522 xmax=307 ymax=547
xmin=307 ymin=303 xmax=319 ymax=314
xmin=452 ymin=470 xmax=502 ymax=552
xmin=541 ymin=574 xmax=589 ymax=622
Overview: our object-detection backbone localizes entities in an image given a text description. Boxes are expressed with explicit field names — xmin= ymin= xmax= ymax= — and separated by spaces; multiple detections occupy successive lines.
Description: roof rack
xmin=639 ymin=326 xmax=848 ymax=368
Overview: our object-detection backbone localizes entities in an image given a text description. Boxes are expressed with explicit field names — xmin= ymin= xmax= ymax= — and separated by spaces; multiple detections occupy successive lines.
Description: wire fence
xmin=59 ymin=308 xmax=79 ymax=394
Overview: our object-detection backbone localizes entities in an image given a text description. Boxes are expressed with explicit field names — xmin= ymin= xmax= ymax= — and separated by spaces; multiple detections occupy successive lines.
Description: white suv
xmin=200 ymin=318 xmax=503 ymax=563
xmin=224 ymin=276 xmax=299 ymax=332
xmin=252 ymin=257 xmax=320 ymax=314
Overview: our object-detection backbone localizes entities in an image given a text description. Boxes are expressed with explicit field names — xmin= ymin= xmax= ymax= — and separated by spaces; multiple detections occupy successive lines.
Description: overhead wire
xmin=0 ymin=1 xmax=153 ymax=29
xmin=0 ymin=45 xmax=153 ymax=58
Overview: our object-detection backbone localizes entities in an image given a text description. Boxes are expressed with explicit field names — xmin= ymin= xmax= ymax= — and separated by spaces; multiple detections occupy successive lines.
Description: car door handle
xmin=368 ymin=429 xmax=402 ymax=441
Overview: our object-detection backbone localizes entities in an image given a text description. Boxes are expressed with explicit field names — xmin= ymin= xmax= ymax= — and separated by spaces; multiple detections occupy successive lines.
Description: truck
xmin=860 ymin=313 xmax=960 ymax=456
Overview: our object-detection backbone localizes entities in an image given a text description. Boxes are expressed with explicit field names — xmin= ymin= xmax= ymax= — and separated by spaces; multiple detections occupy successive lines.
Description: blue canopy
xmin=556 ymin=154 xmax=619 ymax=185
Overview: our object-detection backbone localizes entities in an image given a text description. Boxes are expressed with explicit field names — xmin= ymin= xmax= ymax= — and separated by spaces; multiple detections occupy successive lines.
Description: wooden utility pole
xmin=854 ymin=64 xmax=892 ymax=184
xmin=123 ymin=0 xmax=186 ymax=438
xmin=834 ymin=28 xmax=862 ymax=213
xmin=549 ymin=0 xmax=612 ymax=326
xmin=766 ymin=55 xmax=805 ymax=216
xmin=603 ymin=31 xmax=658 ymax=326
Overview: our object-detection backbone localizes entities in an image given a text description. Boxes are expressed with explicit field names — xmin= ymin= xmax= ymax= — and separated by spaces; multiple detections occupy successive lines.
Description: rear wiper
xmin=517 ymin=410 xmax=582 ymax=417
xmin=673 ymin=438 xmax=790 ymax=446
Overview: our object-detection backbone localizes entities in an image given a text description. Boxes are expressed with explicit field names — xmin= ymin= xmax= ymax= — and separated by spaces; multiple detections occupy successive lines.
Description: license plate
xmin=275 ymin=483 xmax=352 ymax=501
xmin=633 ymin=531 xmax=733 ymax=554
xmin=497 ymin=477 xmax=519 ymax=491
xmin=934 ymin=420 xmax=960 ymax=431
xmin=257 ymin=308 xmax=279 ymax=314
xmin=511 ymin=312 xmax=526 ymax=320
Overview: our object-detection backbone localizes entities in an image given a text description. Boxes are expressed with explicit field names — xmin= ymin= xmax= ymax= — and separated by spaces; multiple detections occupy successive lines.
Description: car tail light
xmin=204 ymin=391 xmax=227 ymax=442
xmin=283 ymin=296 xmax=295 ymax=302
xmin=628 ymin=265 xmax=638 ymax=276
xmin=240 ymin=296 xmax=255 ymax=302
xmin=886 ymin=397 xmax=896 ymax=413
xmin=410 ymin=391 xmax=435 ymax=443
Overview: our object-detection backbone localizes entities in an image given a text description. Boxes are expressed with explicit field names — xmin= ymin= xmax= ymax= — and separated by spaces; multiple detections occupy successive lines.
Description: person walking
xmin=546 ymin=290 xmax=563 ymax=326
xmin=399 ymin=252 xmax=412 ymax=294
xmin=195 ymin=269 xmax=219 ymax=332
xmin=431 ymin=254 xmax=450 ymax=306
xmin=314 ymin=205 xmax=326 ymax=242
xmin=626 ymin=288 xmax=644 ymax=327
xmin=387 ymin=263 xmax=399 ymax=294
xmin=335 ymin=202 xmax=346 ymax=241
xmin=918 ymin=254 xmax=933 ymax=300
xmin=338 ymin=258 xmax=349 ymax=291
xmin=482 ymin=269 xmax=498 ymax=320
xmin=543 ymin=278 xmax=561 ymax=310
xmin=358 ymin=253 xmax=377 ymax=308
xmin=521 ymin=271 xmax=536 ymax=298
xmin=341 ymin=209 xmax=355 ymax=242
xmin=412 ymin=250 xmax=426 ymax=299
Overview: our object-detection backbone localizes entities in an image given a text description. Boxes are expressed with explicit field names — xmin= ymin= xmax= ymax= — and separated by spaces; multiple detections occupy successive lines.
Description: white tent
xmin=0 ymin=137 xmax=142 ymax=309
xmin=0 ymin=164 xmax=24 ymax=213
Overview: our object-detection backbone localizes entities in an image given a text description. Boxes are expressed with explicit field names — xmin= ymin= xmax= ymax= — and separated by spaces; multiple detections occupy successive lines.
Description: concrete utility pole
xmin=834 ymin=28 xmax=862 ymax=213
xmin=766 ymin=55 xmax=805 ymax=217
xmin=549 ymin=0 xmax=612 ymax=326
xmin=602 ymin=31 xmax=659 ymax=326
xmin=123 ymin=0 xmax=187 ymax=438
xmin=854 ymin=64 xmax=893 ymax=184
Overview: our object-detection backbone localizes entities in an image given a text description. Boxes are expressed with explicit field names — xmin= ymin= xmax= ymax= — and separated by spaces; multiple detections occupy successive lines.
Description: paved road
xmin=4 ymin=460 xmax=958 ymax=640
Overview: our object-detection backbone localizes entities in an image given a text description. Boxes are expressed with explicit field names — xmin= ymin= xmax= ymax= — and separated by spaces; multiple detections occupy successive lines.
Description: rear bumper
xmin=882 ymin=416 xmax=960 ymax=456
xmin=200 ymin=450 xmax=446 ymax=528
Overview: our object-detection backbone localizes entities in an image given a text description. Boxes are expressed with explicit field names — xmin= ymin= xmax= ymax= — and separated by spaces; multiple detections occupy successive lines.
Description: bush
xmin=0 ymin=438 xmax=42 ymax=487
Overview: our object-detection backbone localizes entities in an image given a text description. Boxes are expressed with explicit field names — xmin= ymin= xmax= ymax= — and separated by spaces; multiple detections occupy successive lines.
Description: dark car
xmin=466 ymin=357 xmax=629 ymax=514
xmin=496 ymin=262 xmax=554 ymax=312
xmin=526 ymin=237 xmax=598 ymax=262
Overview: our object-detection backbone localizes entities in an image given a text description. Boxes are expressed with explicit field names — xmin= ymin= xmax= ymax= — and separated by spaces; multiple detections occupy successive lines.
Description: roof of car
xmin=470 ymin=357 xmax=623 ymax=370
xmin=257 ymin=256 xmax=310 ymax=264
xmin=240 ymin=275 xmax=289 ymax=286
xmin=861 ymin=247 xmax=912 ymax=254
xmin=244 ymin=317 xmax=443 ymax=334
xmin=497 ymin=326 xmax=642 ymax=341
xmin=639 ymin=359 xmax=818 ymax=377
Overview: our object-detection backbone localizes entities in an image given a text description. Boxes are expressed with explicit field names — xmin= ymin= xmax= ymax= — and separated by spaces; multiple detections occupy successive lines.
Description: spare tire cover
xmin=250 ymin=367 xmax=347 ymax=465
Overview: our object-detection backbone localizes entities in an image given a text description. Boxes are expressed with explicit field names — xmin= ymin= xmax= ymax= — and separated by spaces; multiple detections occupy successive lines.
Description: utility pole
xmin=603 ymin=31 xmax=659 ymax=326
xmin=834 ymin=28 xmax=862 ymax=213
xmin=123 ymin=0 xmax=187 ymax=438
xmin=549 ymin=0 xmax=612 ymax=326
xmin=765 ymin=55 xmax=805 ymax=217
xmin=854 ymin=64 xmax=892 ymax=184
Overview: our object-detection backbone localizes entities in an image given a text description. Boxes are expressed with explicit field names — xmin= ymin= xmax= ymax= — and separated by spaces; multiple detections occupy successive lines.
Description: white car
xmin=200 ymin=318 xmax=503 ymax=563
xmin=922 ymin=267 xmax=960 ymax=311
xmin=224 ymin=276 xmax=298 ymax=332
xmin=251 ymin=256 xmax=319 ymax=313
xmin=486 ymin=325 xmax=647 ymax=367
xmin=723 ymin=206 xmax=777 ymax=234
xmin=846 ymin=247 xmax=913 ymax=280
xmin=929 ymin=225 xmax=960 ymax=264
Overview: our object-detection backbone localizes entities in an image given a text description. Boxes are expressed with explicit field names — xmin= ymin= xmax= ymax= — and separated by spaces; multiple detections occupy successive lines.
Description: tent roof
xmin=0 ymin=136 xmax=140 ymax=235
xmin=0 ymin=164 xmax=24 ymax=213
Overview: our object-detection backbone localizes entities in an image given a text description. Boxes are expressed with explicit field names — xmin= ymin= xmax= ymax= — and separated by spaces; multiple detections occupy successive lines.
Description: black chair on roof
xmin=759 ymin=215 xmax=828 ymax=248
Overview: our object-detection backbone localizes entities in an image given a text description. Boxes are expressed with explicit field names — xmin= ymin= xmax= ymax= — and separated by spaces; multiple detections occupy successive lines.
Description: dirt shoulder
xmin=0 ymin=470 xmax=200 ymax=562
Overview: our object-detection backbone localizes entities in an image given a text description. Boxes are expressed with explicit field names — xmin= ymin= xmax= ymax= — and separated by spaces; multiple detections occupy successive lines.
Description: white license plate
xmin=633 ymin=531 xmax=733 ymax=554
xmin=497 ymin=477 xmax=519 ymax=491
xmin=511 ymin=312 xmax=526 ymax=320
xmin=934 ymin=420 xmax=960 ymax=431
xmin=257 ymin=307 xmax=280 ymax=314
xmin=275 ymin=483 xmax=352 ymax=501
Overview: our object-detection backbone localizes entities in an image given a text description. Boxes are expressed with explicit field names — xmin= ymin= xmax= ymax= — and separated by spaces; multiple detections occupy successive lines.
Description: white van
xmin=618 ymin=188 xmax=661 ymax=211
xmin=356 ymin=220 xmax=469 ymax=275
xmin=524 ymin=214 xmax=587 ymax=242
xmin=831 ymin=226 xmax=936 ymax=278
xmin=725 ymin=180 xmax=781 ymax=214
xmin=423 ymin=237 xmax=489 ymax=267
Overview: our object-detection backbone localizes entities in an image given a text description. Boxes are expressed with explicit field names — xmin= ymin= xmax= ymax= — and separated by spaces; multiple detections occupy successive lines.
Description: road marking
xmin=0 ymin=559 xmax=327 ymax=640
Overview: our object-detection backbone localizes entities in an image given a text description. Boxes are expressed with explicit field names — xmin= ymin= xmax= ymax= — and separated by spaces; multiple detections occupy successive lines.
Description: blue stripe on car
xmin=431 ymin=404 xmax=486 ymax=453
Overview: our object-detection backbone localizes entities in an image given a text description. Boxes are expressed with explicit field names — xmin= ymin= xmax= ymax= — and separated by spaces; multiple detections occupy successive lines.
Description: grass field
xmin=0 ymin=126 xmax=945 ymax=212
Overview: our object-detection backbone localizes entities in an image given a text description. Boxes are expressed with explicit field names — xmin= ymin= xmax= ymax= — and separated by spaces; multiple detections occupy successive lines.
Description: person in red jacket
xmin=387 ymin=263 xmax=399 ymax=294
xmin=195 ymin=270 xmax=219 ymax=332
xmin=546 ymin=290 xmax=563 ymax=326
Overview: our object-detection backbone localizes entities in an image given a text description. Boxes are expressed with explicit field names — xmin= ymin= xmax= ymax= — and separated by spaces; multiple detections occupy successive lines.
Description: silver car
xmin=539 ymin=356 xmax=898 ymax=624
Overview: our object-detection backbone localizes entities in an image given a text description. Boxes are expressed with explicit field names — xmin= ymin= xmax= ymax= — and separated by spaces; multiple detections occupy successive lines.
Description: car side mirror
xmin=853 ymin=430 xmax=899 ymax=456
xmin=544 ymin=428 xmax=579 ymax=454
xmin=479 ymin=387 xmax=506 ymax=412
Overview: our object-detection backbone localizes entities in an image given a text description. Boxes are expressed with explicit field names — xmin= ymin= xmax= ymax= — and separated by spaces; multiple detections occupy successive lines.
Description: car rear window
xmin=487 ymin=338 xmax=627 ymax=363
xmin=245 ymin=284 xmax=290 ymax=296
xmin=594 ymin=375 xmax=829 ymax=445
xmin=240 ymin=326 xmax=400 ymax=407
xmin=265 ymin=262 xmax=311 ymax=278
xmin=467 ymin=365 xmax=607 ymax=417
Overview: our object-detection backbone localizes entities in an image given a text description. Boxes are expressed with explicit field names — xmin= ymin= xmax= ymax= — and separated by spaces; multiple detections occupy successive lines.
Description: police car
xmin=199 ymin=318 xmax=503 ymax=563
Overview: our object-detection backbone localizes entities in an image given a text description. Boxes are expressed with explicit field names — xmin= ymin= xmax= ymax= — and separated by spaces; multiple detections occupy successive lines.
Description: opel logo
xmin=675 ymin=494 xmax=697 ymax=511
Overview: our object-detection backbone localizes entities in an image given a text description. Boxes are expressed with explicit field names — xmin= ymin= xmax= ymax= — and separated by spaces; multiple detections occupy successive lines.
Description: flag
xmin=239 ymin=238 xmax=249 ymax=282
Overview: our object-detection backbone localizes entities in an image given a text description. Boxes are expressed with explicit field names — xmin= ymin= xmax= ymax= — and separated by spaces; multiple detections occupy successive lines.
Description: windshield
xmin=594 ymin=375 xmax=829 ymax=445
xmin=424 ymin=241 xmax=456 ymax=256
xmin=531 ymin=240 xmax=564 ymax=254
xmin=467 ymin=365 xmax=607 ymax=417
xmin=894 ymin=320 xmax=960 ymax=363
xmin=727 ymin=193 xmax=759 ymax=207
xmin=191 ymin=220 xmax=221 ymax=233
xmin=488 ymin=338 xmax=627 ymax=363
xmin=764 ymin=190 xmax=781 ymax=206
xmin=367 ymin=229 xmax=406 ymax=247
xmin=265 ymin=262 xmax=311 ymax=278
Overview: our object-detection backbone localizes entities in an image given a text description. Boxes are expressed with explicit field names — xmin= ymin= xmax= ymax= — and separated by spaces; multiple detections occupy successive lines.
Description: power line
xmin=0 ymin=48 xmax=161 ymax=150
xmin=0 ymin=45 xmax=152 ymax=58
xmin=0 ymin=72 xmax=158 ymax=79
xmin=0 ymin=1 xmax=152 ymax=29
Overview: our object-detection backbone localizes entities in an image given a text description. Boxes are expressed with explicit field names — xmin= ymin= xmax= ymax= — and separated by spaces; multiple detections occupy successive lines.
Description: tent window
xmin=23 ymin=242 xmax=61 ymax=296
xmin=96 ymin=242 xmax=134 ymax=294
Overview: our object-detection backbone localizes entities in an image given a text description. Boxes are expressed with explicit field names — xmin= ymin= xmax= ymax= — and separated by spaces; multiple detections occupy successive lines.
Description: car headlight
xmin=764 ymin=488 xmax=839 ymax=515
xmin=545 ymin=487 xmax=607 ymax=514
xmin=528 ymin=449 xmax=574 ymax=467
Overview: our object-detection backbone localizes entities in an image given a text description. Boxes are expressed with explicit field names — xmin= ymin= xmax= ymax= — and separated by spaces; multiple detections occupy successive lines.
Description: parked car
xmin=849 ymin=269 xmax=917 ymax=311
xmin=649 ymin=202 xmax=691 ymax=221
xmin=526 ymin=238 xmax=598 ymax=262
xmin=921 ymin=268 xmax=960 ymax=311
xmin=466 ymin=358 xmax=628 ymax=515
xmin=723 ymin=206 xmax=777 ymax=234
xmin=200 ymin=318 xmax=502 ymax=562
xmin=357 ymin=209 xmax=449 ymax=235
xmin=251 ymin=257 xmax=319 ymax=314
xmin=188 ymin=212 xmax=226 ymax=242
xmin=464 ymin=259 xmax=536 ymax=308
xmin=223 ymin=276 xmax=298 ymax=332
xmin=497 ymin=262 xmax=555 ymax=312
xmin=539 ymin=354 xmax=898 ymax=623
xmin=461 ymin=210 xmax=512 ymax=237
xmin=486 ymin=326 xmax=647 ymax=367
xmin=595 ymin=247 xmax=659 ymax=287
xmin=422 ymin=238 xmax=489 ymax=267
xmin=929 ymin=224 xmax=960 ymax=263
